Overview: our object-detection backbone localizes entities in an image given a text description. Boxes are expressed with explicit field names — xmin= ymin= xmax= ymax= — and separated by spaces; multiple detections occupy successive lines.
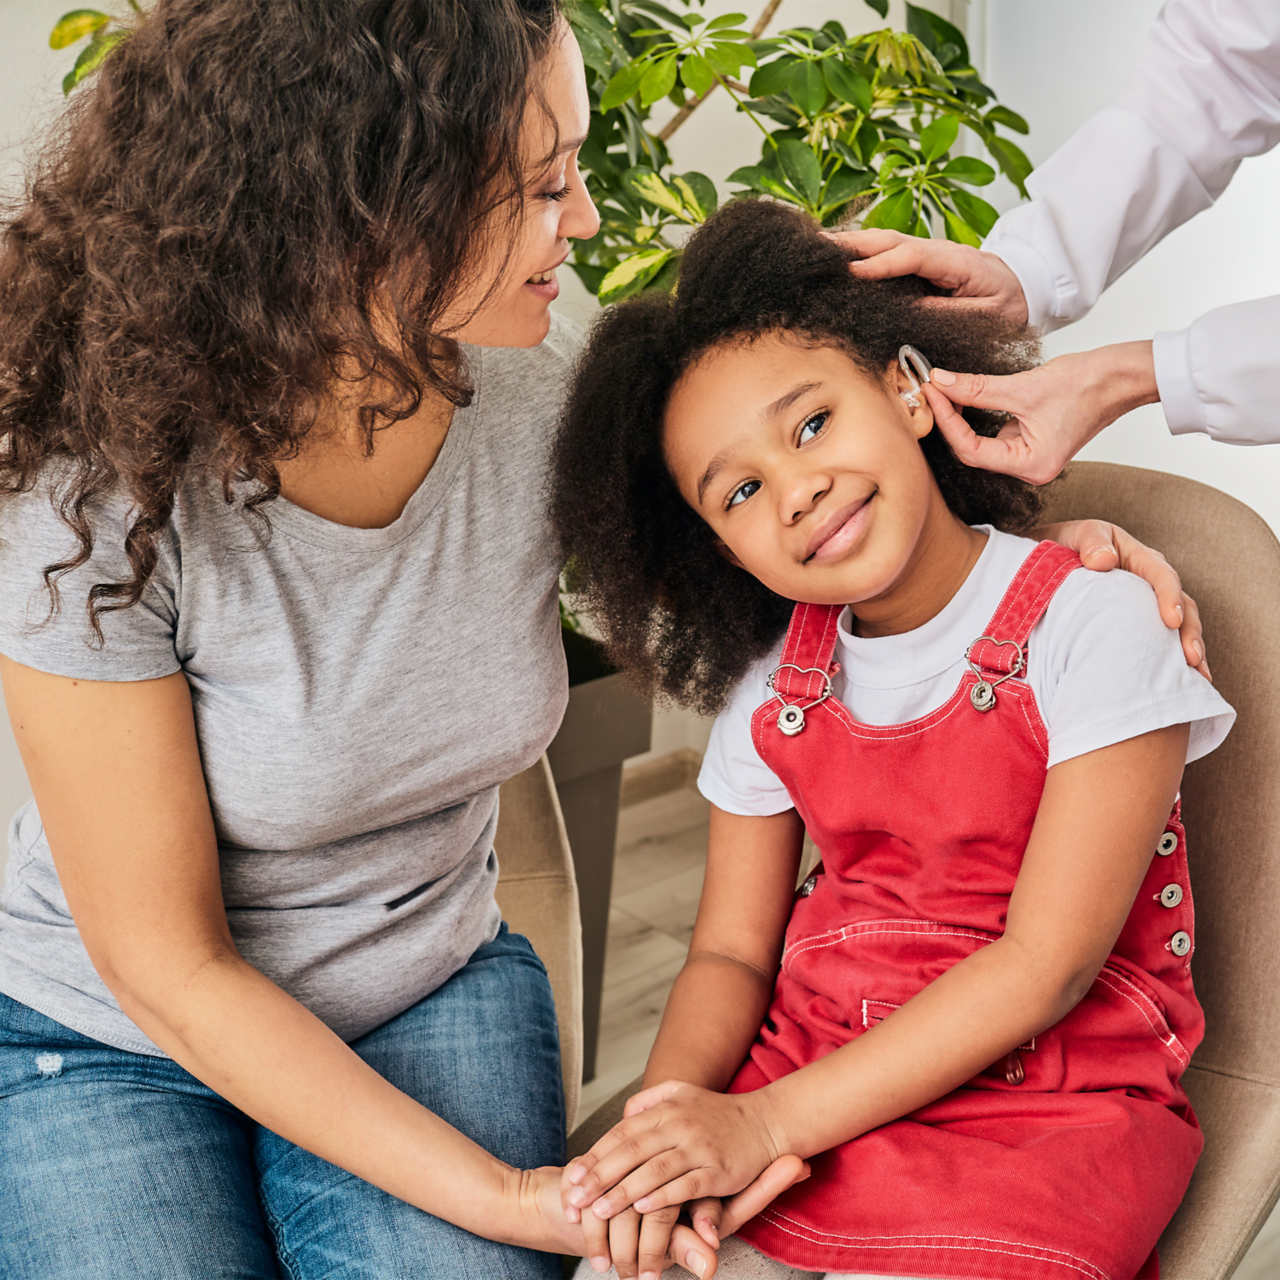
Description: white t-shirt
xmin=699 ymin=529 xmax=1235 ymax=818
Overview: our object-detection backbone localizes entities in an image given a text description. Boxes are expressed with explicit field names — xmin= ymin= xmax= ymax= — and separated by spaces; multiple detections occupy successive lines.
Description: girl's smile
xmin=663 ymin=332 xmax=986 ymax=636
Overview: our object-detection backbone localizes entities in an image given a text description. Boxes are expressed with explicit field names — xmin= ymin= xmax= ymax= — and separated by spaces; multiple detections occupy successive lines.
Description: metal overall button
xmin=799 ymin=875 xmax=818 ymax=897
xmin=963 ymin=636 xmax=1025 ymax=713
xmin=1159 ymin=883 xmax=1184 ymax=908
xmin=1157 ymin=832 xmax=1178 ymax=856
xmin=1170 ymin=930 xmax=1192 ymax=957
xmin=767 ymin=664 xmax=834 ymax=737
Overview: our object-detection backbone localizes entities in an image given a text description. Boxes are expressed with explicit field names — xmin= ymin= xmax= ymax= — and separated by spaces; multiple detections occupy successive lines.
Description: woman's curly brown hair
xmin=550 ymin=199 xmax=1046 ymax=714
xmin=0 ymin=0 xmax=559 ymax=635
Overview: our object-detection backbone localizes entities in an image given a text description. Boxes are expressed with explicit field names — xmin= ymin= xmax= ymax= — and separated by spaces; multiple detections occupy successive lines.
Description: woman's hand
xmin=921 ymin=344 xmax=1160 ymax=486
xmin=825 ymin=228 xmax=1029 ymax=323
xmin=1037 ymin=520 xmax=1208 ymax=678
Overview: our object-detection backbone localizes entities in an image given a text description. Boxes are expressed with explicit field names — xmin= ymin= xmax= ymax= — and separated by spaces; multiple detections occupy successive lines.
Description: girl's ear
xmin=890 ymin=360 xmax=936 ymax=441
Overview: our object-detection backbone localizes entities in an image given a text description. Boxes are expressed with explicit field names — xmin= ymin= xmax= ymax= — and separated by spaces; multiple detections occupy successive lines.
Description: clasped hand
xmin=561 ymin=1080 xmax=805 ymax=1279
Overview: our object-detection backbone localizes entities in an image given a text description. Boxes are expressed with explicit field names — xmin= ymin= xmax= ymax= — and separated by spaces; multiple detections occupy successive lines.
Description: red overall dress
xmin=729 ymin=543 xmax=1204 ymax=1280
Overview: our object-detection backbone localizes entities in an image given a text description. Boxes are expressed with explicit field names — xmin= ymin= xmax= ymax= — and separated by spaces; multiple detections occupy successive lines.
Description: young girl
xmin=549 ymin=200 xmax=1234 ymax=1280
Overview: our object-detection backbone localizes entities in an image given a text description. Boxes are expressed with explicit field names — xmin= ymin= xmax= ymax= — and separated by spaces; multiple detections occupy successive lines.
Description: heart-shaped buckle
xmin=767 ymin=664 xmax=833 ymax=736
xmin=963 ymin=636 xmax=1025 ymax=713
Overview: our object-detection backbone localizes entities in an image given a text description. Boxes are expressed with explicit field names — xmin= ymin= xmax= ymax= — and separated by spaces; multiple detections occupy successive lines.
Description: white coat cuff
xmin=1154 ymin=328 xmax=1208 ymax=437
xmin=982 ymin=231 xmax=1063 ymax=333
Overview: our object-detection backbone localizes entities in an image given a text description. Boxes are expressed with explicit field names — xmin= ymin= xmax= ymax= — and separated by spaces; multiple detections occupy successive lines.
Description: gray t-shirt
xmin=0 ymin=314 xmax=584 ymax=1056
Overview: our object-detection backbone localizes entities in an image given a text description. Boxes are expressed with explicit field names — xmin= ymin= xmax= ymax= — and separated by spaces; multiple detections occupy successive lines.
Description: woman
xmin=0 ymin=2 xmax=1198 ymax=1278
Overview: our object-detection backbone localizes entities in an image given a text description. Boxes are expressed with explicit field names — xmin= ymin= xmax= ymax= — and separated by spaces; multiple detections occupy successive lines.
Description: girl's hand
xmin=569 ymin=1160 xmax=810 ymax=1280
xmin=1036 ymin=519 xmax=1208 ymax=678
xmin=565 ymin=1081 xmax=786 ymax=1221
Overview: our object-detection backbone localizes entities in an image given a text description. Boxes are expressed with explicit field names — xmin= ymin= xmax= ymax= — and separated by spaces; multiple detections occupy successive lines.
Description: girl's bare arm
xmin=0 ymin=657 xmax=580 ymax=1254
xmin=643 ymin=805 xmax=805 ymax=1091
xmin=566 ymin=722 xmax=1189 ymax=1217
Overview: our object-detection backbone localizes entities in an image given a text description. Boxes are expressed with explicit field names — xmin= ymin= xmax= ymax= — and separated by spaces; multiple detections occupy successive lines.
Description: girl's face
xmin=448 ymin=20 xmax=600 ymax=347
xmin=664 ymin=332 xmax=959 ymax=623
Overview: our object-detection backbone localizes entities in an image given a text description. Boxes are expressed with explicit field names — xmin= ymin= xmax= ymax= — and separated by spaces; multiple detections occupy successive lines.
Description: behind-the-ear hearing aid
xmin=898 ymin=345 xmax=933 ymax=408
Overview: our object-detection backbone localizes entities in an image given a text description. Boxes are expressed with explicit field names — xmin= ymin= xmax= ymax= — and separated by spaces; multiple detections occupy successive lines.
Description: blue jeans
xmin=0 ymin=924 xmax=565 ymax=1279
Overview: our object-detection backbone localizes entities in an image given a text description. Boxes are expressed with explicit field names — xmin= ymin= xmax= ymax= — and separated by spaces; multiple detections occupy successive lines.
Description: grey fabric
xmin=0 ymin=315 xmax=584 ymax=1057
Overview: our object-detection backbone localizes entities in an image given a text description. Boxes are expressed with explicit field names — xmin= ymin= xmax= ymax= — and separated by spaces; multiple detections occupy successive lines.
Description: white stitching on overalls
xmin=755 ymin=1211 xmax=1113 ymax=1280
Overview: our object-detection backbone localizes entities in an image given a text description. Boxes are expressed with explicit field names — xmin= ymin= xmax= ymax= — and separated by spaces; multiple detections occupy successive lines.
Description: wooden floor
xmin=585 ymin=783 xmax=1280 ymax=1278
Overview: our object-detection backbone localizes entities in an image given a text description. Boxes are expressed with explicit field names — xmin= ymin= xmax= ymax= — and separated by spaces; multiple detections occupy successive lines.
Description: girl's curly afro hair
xmin=550 ymin=199 xmax=1045 ymax=714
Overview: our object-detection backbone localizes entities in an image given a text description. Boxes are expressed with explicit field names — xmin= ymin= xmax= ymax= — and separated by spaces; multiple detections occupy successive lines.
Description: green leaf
xmin=639 ymin=55 xmax=678 ymax=107
xmin=599 ymin=61 xmax=648 ymax=112
xmin=831 ymin=139 xmax=865 ymax=169
xmin=727 ymin=165 xmax=802 ymax=204
xmin=863 ymin=0 xmax=889 ymax=17
xmin=861 ymin=188 xmax=915 ymax=233
xmin=940 ymin=156 xmax=995 ymax=185
xmin=942 ymin=207 xmax=982 ymax=247
xmin=623 ymin=165 xmax=685 ymax=218
xmin=821 ymin=20 xmax=848 ymax=43
xmin=50 ymin=9 xmax=109 ymax=49
xmin=985 ymin=105 xmax=1030 ymax=135
xmin=569 ymin=261 xmax=607 ymax=296
xmin=598 ymin=247 xmax=675 ymax=305
xmin=62 ymin=28 xmax=128 ymax=93
xmin=904 ymin=4 xmax=970 ymax=66
xmin=776 ymin=138 xmax=822 ymax=204
xmin=822 ymin=59 xmax=872 ymax=113
xmin=674 ymin=170 xmax=718 ymax=219
xmin=680 ymin=53 xmax=715 ymax=98
xmin=727 ymin=165 xmax=769 ymax=189
xmin=749 ymin=56 xmax=798 ymax=99
xmin=819 ymin=167 xmax=874 ymax=213
xmin=705 ymin=41 xmax=755 ymax=77
xmin=949 ymin=187 xmax=999 ymax=237
xmin=705 ymin=13 xmax=749 ymax=31
xmin=919 ymin=114 xmax=960 ymax=162
xmin=788 ymin=60 xmax=827 ymax=118
xmin=987 ymin=136 xmax=1033 ymax=195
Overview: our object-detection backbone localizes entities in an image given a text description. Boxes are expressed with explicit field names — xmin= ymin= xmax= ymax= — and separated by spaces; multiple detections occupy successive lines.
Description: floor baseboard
xmin=620 ymin=747 xmax=703 ymax=808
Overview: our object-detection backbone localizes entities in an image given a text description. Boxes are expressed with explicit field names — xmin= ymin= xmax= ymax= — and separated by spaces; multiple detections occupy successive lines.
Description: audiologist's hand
xmin=827 ymin=228 xmax=1029 ymax=324
xmin=921 ymin=343 xmax=1161 ymax=486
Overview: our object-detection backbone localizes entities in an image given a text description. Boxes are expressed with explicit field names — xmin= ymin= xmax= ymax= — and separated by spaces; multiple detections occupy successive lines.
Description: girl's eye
xmin=727 ymin=479 xmax=761 ymax=508
xmin=798 ymin=411 xmax=828 ymax=445
xmin=541 ymin=183 xmax=572 ymax=202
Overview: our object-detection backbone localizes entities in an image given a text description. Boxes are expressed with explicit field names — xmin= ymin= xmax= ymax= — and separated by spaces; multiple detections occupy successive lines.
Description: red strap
xmin=771 ymin=601 xmax=843 ymax=699
xmin=967 ymin=542 xmax=1081 ymax=677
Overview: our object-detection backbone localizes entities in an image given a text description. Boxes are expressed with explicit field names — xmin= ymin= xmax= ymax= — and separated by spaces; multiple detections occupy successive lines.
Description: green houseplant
xmin=565 ymin=0 xmax=1032 ymax=304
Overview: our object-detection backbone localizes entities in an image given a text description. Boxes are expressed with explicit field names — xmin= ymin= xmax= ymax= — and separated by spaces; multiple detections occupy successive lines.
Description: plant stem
xmin=656 ymin=0 xmax=784 ymax=143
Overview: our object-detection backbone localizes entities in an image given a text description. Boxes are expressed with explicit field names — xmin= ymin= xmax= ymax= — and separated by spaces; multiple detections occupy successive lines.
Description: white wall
xmin=0 ymin=1 xmax=78 ymax=817
xmin=981 ymin=0 xmax=1280 ymax=539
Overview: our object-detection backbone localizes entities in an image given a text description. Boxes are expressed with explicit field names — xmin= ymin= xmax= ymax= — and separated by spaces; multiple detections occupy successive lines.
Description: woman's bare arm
xmin=0 ymin=657 xmax=574 ymax=1253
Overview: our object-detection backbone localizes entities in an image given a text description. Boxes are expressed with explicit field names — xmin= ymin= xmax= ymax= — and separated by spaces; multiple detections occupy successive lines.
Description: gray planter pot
xmin=547 ymin=630 xmax=652 ymax=1082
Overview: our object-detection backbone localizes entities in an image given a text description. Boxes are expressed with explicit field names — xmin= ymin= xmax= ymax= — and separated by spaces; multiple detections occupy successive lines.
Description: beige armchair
xmin=498 ymin=461 xmax=1280 ymax=1279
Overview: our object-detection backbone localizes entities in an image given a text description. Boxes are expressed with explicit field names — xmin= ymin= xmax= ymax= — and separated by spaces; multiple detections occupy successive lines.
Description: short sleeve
xmin=1032 ymin=567 xmax=1234 ymax=768
xmin=0 ymin=477 xmax=180 ymax=681
xmin=697 ymin=655 xmax=796 ymax=817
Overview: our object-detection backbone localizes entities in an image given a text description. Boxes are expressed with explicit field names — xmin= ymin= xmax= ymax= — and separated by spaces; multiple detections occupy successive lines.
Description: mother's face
xmin=449 ymin=19 xmax=599 ymax=348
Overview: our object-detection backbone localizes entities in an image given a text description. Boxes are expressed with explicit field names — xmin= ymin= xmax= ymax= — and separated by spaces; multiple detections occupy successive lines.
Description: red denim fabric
xmin=730 ymin=543 xmax=1202 ymax=1280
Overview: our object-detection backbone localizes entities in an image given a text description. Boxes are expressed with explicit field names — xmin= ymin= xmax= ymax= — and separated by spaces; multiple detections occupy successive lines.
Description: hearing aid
xmin=898 ymin=345 xmax=933 ymax=408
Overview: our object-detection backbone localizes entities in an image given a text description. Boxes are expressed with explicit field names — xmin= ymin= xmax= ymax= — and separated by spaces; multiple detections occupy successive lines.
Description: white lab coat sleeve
xmin=980 ymin=0 xmax=1280 ymax=445
xmin=1155 ymin=296 xmax=1280 ymax=445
